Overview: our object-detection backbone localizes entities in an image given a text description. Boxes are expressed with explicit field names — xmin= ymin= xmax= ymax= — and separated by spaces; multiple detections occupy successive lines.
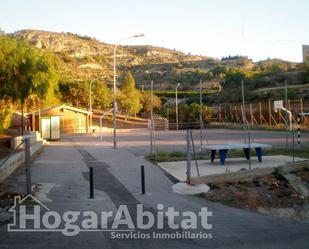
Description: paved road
xmin=1 ymin=135 xmax=308 ymax=248
xmin=97 ymin=128 xmax=309 ymax=156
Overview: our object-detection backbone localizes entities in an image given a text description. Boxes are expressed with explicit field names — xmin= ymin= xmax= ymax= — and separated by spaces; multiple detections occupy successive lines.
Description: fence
xmin=147 ymin=116 xmax=169 ymax=130
xmin=209 ymin=99 xmax=308 ymax=129
xmin=93 ymin=99 xmax=308 ymax=131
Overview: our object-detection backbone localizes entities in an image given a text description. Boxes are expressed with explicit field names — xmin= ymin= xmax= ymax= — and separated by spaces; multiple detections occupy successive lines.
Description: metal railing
xmin=0 ymin=141 xmax=24 ymax=169
xmin=0 ymin=136 xmax=32 ymax=195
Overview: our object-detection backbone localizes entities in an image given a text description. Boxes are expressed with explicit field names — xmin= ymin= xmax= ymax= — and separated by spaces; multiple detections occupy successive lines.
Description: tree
xmin=301 ymin=62 xmax=309 ymax=82
xmin=58 ymin=81 xmax=88 ymax=107
xmin=0 ymin=36 xmax=58 ymax=103
xmin=92 ymin=81 xmax=112 ymax=109
xmin=0 ymin=98 xmax=13 ymax=133
xmin=59 ymin=80 xmax=112 ymax=109
xmin=0 ymin=35 xmax=59 ymax=133
xmin=168 ymin=103 xmax=212 ymax=127
xmin=118 ymin=71 xmax=142 ymax=120
xmin=141 ymin=92 xmax=161 ymax=113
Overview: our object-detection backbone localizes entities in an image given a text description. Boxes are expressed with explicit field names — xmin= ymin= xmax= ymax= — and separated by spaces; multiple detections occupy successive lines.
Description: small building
xmin=303 ymin=45 xmax=309 ymax=63
xmin=29 ymin=105 xmax=92 ymax=140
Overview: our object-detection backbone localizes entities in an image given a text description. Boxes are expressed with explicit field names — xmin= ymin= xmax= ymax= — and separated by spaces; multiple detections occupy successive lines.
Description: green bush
xmin=0 ymin=100 xmax=12 ymax=133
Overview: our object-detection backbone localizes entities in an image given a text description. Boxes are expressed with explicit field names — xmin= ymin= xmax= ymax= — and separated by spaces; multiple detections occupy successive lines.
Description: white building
xmin=303 ymin=45 xmax=309 ymax=63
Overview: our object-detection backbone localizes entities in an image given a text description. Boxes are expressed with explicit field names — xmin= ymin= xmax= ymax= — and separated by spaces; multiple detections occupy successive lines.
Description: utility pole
xmin=113 ymin=33 xmax=145 ymax=149
xmin=150 ymin=80 xmax=154 ymax=156
xmin=175 ymin=83 xmax=180 ymax=130
xmin=199 ymin=80 xmax=203 ymax=152
xmin=186 ymin=130 xmax=191 ymax=184
xmin=241 ymin=80 xmax=251 ymax=170
xmin=285 ymin=80 xmax=289 ymax=149
xmin=113 ymin=44 xmax=118 ymax=149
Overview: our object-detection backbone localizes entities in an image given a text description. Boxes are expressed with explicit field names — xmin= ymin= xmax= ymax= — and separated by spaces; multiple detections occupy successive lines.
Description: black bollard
xmin=24 ymin=137 xmax=32 ymax=195
xmin=141 ymin=165 xmax=145 ymax=195
xmin=89 ymin=167 xmax=94 ymax=199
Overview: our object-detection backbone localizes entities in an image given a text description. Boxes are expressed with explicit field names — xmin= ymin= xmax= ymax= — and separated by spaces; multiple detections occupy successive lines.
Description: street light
xmin=175 ymin=83 xmax=180 ymax=131
xmin=199 ymin=80 xmax=203 ymax=152
xmin=113 ymin=33 xmax=145 ymax=149
xmin=146 ymin=70 xmax=154 ymax=156
xmin=89 ymin=76 xmax=104 ymax=132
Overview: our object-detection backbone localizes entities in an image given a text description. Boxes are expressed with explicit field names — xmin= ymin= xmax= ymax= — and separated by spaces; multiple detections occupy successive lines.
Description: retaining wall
xmin=191 ymin=161 xmax=309 ymax=184
xmin=0 ymin=132 xmax=44 ymax=182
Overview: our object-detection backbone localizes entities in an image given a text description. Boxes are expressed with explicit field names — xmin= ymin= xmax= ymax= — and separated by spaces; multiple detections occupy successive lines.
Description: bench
xmin=204 ymin=143 xmax=272 ymax=165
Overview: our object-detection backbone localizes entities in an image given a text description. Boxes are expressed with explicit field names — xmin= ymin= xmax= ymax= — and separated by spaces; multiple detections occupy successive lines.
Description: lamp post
xmin=89 ymin=77 xmax=104 ymax=132
xmin=175 ymin=83 xmax=180 ymax=131
xmin=113 ymin=33 xmax=145 ymax=149
xmin=199 ymin=80 xmax=203 ymax=152
xmin=241 ymin=80 xmax=251 ymax=170
xmin=150 ymin=79 xmax=154 ymax=155
xmin=146 ymin=70 xmax=155 ymax=155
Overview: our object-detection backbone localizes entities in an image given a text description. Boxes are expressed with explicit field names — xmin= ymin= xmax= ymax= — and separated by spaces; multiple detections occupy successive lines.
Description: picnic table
xmin=204 ymin=143 xmax=272 ymax=165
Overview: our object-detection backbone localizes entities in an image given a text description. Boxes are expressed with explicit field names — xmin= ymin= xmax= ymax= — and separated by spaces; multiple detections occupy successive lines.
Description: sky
xmin=1 ymin=0 xmax=309 ymax=62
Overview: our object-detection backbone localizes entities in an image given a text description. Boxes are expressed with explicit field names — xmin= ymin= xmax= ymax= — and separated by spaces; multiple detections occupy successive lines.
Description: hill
xmin=13 ymin=29 xmax=206 ymax=82
xmin=12 ymin=29 xmax=308 ymax=104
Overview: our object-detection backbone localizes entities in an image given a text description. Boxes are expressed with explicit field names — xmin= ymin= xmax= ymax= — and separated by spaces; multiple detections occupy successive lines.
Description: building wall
xmin=34 ymin=109 xmax=89 ymax=134
xmin=59 ymin=110 xmax=88 ymax=133
xmin=303 ymin=45 xmax=309 ymax=63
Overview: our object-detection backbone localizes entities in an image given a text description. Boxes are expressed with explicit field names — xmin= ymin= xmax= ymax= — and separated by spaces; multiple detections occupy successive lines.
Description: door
xmin=51 ymin=116 xmax=60 ymax=139
xmin=41 ymin=118 xmax=51 ymax=139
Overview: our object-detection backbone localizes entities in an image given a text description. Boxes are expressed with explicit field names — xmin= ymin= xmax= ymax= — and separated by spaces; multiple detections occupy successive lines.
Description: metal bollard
xmin=186 ymin=129 xmax=191 ymax=184
xmin=141 ymin=165 xmax=145 ymax=195
xmin=89 ymin=167 xmax=94 ymax=199
xmin=297 ymin=117 xmax=301 ymax=145
xmin=24 ymin=137 xmax=32 ymax=195
xmin=292 ymin=130 xmax=295 ymax=164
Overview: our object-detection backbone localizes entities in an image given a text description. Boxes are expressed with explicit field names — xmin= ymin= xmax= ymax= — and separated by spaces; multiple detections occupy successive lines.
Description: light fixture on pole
xmin=146 ymin=70 xmax=155 ymax=156
xmin=113 ymin=33 xmax=145 ymax=149
xmin=89 ymin=76 xmax=104 ymax=132
xmin=175 ymin=83 xmax=180 ymax=131
xmin=241 ymin=80 xmax=251 ymax=170
xmin=199 ymin=80 xmax=203 ymax=152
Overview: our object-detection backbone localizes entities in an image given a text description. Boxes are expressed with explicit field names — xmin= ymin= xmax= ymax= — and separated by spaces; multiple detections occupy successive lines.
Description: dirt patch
xmin=0 ymin=184 xmax=23 ymax=208
xmin=199 ymin=166 xmax=309 ymax=219
xmin=294 ymin=166 xmax=309 ymax=184
xmin=202 ymin=174 xmax=304 ymax=209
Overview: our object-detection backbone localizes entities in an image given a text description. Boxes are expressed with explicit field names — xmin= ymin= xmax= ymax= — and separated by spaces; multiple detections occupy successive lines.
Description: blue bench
xmin=204 ymin=143 xmax=272 ymax=165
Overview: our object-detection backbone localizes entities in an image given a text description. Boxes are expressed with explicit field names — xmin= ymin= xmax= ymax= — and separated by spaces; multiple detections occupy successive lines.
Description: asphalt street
xmin=1 ymin=131 xmax=308 ymax=249
xmin=96 ymin=128 xmax=309 ymax=156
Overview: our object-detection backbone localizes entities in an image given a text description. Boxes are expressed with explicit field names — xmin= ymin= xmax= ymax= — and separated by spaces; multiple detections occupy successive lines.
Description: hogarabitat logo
xmin=7 ymin=195 xmax=213 ymax=238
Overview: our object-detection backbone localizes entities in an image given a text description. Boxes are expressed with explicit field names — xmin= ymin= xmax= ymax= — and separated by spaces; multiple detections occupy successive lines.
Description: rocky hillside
xmin=13 ymin=29 xmax=207 ymax=83
xmin=12 ymin=29 xmax=306 ymax=100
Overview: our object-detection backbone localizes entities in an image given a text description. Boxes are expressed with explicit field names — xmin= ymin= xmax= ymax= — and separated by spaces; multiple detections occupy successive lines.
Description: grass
xmin=145 ymin=146 xmax=309 ymax=163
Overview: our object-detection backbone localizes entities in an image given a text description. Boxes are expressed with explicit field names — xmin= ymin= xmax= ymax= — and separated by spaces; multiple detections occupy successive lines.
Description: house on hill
xmin=28 ymin=105 xmax=92 ymax=140
xmin=303 ymin=45 xmax=309 ymax=63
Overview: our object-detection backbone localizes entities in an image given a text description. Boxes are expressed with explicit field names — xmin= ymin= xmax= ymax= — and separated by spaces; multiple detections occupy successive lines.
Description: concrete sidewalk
xmin=158 ymin=155 xmax=307 ymax=182
xmin=1 ymin=137 xmax=309 ymax=249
